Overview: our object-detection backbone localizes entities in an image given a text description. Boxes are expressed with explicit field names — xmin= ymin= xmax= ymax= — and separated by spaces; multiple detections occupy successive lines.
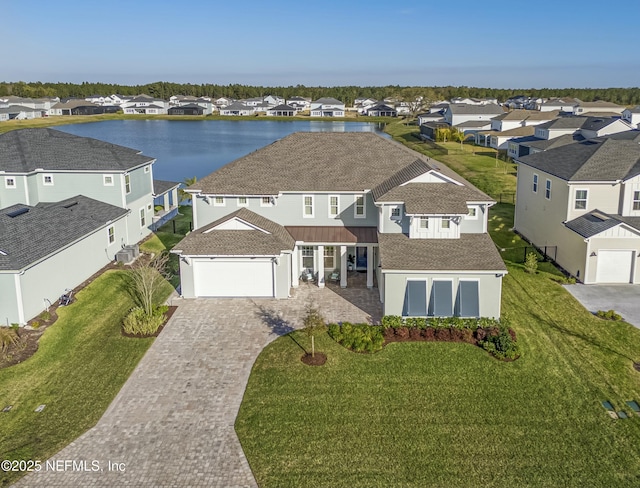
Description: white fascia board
xmin=176 ymin=253 xmax=280 ymax=258
xmin=381 ymin=269 xmax=507 ymax=275
xmin=405 ymin=212 xmax=467 ymax=217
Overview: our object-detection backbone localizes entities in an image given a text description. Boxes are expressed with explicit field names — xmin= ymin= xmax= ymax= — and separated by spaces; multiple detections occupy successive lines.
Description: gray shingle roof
xmin=190 ymin=133 xmax=491 ymax=203
xmin=0 ymin=195 xmax=128 ymax=271
xmin=313 ymin=97 xmax=344 ymax=105
xmin=173 ymin=208 xmax=295 ymax=256
xmin=536 ymin=116 xmax=588 ymax=131
xmin=580 ymin=117 xmax=627 ymax=131
xmin=519 ymin=133 xmax=585 ymax=151
xmin=0 ymin=128 xmax=154 ymax=172
xmin=378 ymin=233 xmax=506 ymax=271
xmin=493 ymin=109 xmax=558 ymax=121
xmin=455 ymin=120 xmax=492 ymax=128
xmin=377 ymin=183 xmax=492 ymax=214
xmin=564 ymin=210 xmax=623 ymax=238
xmin=153 ymin=179 xmax=180 ymax=196
xmin=448 ymin=103 xmax=504 ymax=115
xmin=517 ymin=138 xmax=640 ymax=182
xmin=604 ymin=130 xmax=640 ymax=142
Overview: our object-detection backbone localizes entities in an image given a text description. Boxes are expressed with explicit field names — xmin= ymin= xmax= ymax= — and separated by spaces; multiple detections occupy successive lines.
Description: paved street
xmin=564 ymin=284 xmax=640 ymax=328
xmin=14 ymin=283 xmax=381 ymax=487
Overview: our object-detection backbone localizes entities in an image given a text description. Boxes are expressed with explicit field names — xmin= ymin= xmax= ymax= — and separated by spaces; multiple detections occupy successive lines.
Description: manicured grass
xmin=385 ymin=122 xmax=516 ymax=199
xmin=236 ymin=265 xmax=640 ymax=487
xmin=0 ymin=271 xmax=173 ymax=486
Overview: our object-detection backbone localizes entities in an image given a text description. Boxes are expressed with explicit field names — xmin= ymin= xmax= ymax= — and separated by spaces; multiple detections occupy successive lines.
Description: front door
xmin=356 ymin=247 xmax=367 ymax=270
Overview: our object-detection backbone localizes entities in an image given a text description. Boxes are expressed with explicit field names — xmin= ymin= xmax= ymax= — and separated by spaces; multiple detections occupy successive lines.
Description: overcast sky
xmin=4 ymin=0 xmax=640 ymax=88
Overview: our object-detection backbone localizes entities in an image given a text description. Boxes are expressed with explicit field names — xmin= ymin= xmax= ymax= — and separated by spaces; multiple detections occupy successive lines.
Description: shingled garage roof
xmin=376 ymin=183 xmax=491 ymax=214
xmin=173 ymin=208 xmax=295 ymax=256
xmin=153 ymin=179 xmax=180 ymax=196
xmin=378 ymin=233 xmax=507 ymax=272
xmin=517 ymin=138 xmax=640 ymax=182
xmin=564 ymin=210 xmax=640 ymax=238
xmin=190 ymin=132 xmax=479 ymax=195
xmin=0 ymin=128 xmax=154 ymax=172
xmin=0 ymin=196 xmax=128 ymax=271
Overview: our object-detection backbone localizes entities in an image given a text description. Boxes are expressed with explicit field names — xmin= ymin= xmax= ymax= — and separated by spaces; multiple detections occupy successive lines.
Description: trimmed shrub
xmin=381 ymin=315 xmax=403 ymax=329
xmin=596 ymin=310 xmax=622 ymax=321
xmin=122 ymin=305 xmax=167 ymax=336
xmin=39 ymin=311 xmax=51 ymax=322
xmin=395 ymin=327 xmax=409 ymax=339
xmin=475 ymin=328 xmax=487 ymax=341
xmin=328 ymin=322 xmax=384 ymax=353
xmin=479 ymin=324 xmax=520 ymax=360
xmin=422 ymin=327 xmax=435 ymax=340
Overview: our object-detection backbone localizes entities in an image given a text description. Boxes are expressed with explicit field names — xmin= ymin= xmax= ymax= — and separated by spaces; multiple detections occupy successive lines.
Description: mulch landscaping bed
xmin=634 ymin=362 xmax=640 ymax=372
xmin=301 ymin=352 xmax=327 ymax=366
xmin=383 ymin=326 xmax=516 ymax=346
xmin=121 ymin=306 xmax=178 ymax=338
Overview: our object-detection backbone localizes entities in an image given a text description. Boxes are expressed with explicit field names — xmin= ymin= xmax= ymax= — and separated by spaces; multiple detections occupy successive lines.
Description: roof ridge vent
xmin=591 ymin=211 xmax=609 ymax=221
xmin=62 ymin=201 xmax=79 ymax=209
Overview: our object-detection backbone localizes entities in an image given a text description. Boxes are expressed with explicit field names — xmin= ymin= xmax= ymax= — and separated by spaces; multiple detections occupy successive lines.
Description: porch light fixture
xmin=590 ymin=252 xmax=597 ymax=257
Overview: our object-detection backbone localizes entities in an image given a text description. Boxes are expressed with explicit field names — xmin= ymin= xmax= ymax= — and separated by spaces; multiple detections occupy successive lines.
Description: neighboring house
xmin=219 ymin=102 xmax=255 ymax=116
xmin=0 ymin=105 xmax=41 ymax=120
xmin=168 ymin=104 xmax=204 ymax=116
xmin=533 ymin=116 xmax=632 ymax=140
xmin=310 ymin=98 xmax=345 ymax=117
xmin=477 ymin=126 xmax=537 ymax=150
xmin=266 ymin=104 xmax=297 ymax=116
xmin=365 ymin=103 xmax=397 ymax=117
xmin=0 ymin=196 xmax=129 ymax=325
xmin=574 ymin=100 xmax=625 ymax=116
xmin=214 ymin=96 xmax=234 ymax=108
xmin=419 ymin=121 xmax=450 ymax=140
xmin=152 ymin=179 xmax=180 ymax=231
xmin=490 ymin=110 xmax=559 ymax=132
xmin=354 ymin=97 xmax=378 ymax=108
xmin=537 ymin=97 xmax=580 ymax=113
xmin=121 ymin=95 xmax=169 ymax=114
xmin=514 ymin=137 xmax=640 ymax=283
xmin=85 ymin=95 xmax=109 ymax=105
xmin=443 ymin=103 xmax=504 ymax=127
xmin=0 ymin=109 xmax=9 ymax=122
xmin=507 ymin=133 xmax=584 ymax=159
xmin=417 ymin=112 xmax=445 ymax=125
xmin=175 ymin=132 xmax=506 ymax=319
xmin=264 ymin=95 xmax=285 ymax=106
xmin=622 ymin=106 xmax=640 ymax=129
xmin=450 ymin=97 xmax=499 ymax=105
xmin=0 ymin=128 xmax=157 ymax=245
xmin=286 ymin=96 xmax=311 ymax=110
xmin=51 ymin=99 xmax=116 ymax=116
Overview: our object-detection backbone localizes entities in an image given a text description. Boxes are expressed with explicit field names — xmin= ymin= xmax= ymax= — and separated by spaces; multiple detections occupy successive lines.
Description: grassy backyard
xmin=0 ymin=271 xmax=173 ymax=486
xmin=236 ymin=265 xmax=640 ymax=487
xmin=235 ymin=120 xmax=640 ymax=487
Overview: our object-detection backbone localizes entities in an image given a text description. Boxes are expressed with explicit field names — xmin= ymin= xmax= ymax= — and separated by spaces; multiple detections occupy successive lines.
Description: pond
xmin=58 ymin=119 xmax=387 ymax=183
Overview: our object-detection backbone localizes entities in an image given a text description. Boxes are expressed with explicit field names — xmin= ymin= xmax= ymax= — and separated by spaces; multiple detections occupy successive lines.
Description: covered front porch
xmin=285 ymin=226 xmax=378 ymax=290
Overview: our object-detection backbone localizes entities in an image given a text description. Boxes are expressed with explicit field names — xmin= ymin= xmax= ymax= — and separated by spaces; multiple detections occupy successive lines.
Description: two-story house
xmin=622 ymin=106 xmax=640 ymax=129
xmin=443 ymin=103 xmax=504 ymax=134
xmin=0 ymin=129 xmax=167 ymax=324
xmin=310 ymin=98 xmax=345 ymax=117
xmin=514 ymin=137 xmax=640 ymax=283
xmin=174 ymin=132 xmax=506 ymax=318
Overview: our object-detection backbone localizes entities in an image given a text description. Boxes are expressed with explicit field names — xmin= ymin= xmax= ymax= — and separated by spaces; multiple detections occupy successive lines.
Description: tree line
xmin=1 ymin=81 xmax=639 ymax=107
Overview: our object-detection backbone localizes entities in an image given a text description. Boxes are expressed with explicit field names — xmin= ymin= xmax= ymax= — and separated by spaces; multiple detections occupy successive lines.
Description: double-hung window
xmin=303 ymin=195 xmax=314 ymax=217
xmin=324 ymin=246 xmax=335 ymax=269
xmin=574 ymin=190 xmax=588 ymax=210
xmin=545 ymin=179 xmax=552 ymax=200
xmin=329 ymin=195 xmax=339 ymax=217
xmin=390 ymin=207 xmax=401 ymax=220
xmin=633 ymin=191 xmax=640 ymax=211
xmin=107 ymin=226 xmax=115 ymax=244
xmin=354 ymin=195 xmax=365 ymax=218
xmin=301 ymin=246 xmax=314 ymax=270
xmin=237 ymin=197 xmax=248 ymax=207
xmin=532 ymin=174 xmax=538 ymax=193
xmin=125 ymin=174 xmax=131 ymax=194
xmin=419 ymin=217 xmax=429 ymax=228
xmin=139 ymin=208 xmax=146 ymax=227
xmin=214 ymin=196 xmax=225 ymax=206
xmin=441 ymin=217 xmax=451 ymax=229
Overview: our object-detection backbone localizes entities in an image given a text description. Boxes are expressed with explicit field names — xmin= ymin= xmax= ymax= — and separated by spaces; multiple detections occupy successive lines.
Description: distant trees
xmin=1 ymin=81 xmax=639 ymax=106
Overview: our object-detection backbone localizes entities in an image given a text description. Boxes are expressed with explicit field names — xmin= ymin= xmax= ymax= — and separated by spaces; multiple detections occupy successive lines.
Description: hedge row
xmin=381 ymin=315 xmax=504 ymax=330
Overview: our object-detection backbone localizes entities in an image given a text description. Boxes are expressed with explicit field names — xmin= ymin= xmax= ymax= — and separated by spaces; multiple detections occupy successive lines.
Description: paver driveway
xmin=14 ymin=284 xmax=381 ymax=488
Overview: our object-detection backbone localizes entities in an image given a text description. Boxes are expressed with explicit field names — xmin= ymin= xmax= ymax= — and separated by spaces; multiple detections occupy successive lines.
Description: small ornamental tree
xmin=524 ymin=252 xmax=538 ymax=274
xmin=127 ymin=252 xmax=170 ymax=316
xmin=303 ymin=305 xmax=326 ymax=358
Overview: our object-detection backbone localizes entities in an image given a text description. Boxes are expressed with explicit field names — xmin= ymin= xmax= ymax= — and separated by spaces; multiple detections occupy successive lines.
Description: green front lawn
xmin=236 ymin=265 xmax=640 ymax=487
xmin=0 ymin=270 xmax=173 ymax=486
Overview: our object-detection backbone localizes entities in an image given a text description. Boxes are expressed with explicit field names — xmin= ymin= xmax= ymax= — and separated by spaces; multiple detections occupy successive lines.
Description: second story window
xmin=5 ymin=177 xmax=16 ymax=189
xmin=43 ymin=174 xmax=54 ymax=186
xmin=139 ymin=208 xmax=146 ymax=227
xmin=125 ymin=174 xmax=131 ymax=194
xmin=574 ymin=190 xmax=588 ymax=210
xmin=545 ymin=179 xmax=551 ymax=200
xmin=237 ymin=197 xmax=248 ymax=207
xmin=107 ymin=226 xmax=115 ymax=244
xmin=419 ymin=217 xmax=429 ymax=228
xmin=214 ymin=196 xmax=225 ymax=206
xmin=441 ymin=217 xmax=451 ymax=229
xmin=355 ymin=195 xmax=365 ymax=218
xmin=261 ymin=196 xmax=273 ymax=207
xmin=532 ymin=174 xmax=538 ymax=193
xmin=303 ymin=195 xmax=314 ymax=217
xmin=329 ymin=195 xmax=339 ymax=217
xmin=104 ymin=175 xmax=114 ymax=186
xmin=391 ymin=207 xmax=401 ymax=220
xmin=633 ymin=191 xmax=640 ymax=211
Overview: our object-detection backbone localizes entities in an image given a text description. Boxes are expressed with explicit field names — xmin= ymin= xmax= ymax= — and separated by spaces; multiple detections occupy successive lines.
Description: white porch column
xmin=340 ymin=245 xmax=347 ymax=288
xmin=163 ymin=193 xmax=170 ymax=211
xmin=317 ymin=245 xmax=325 ymax=288
xmin=172 ymin=187 xmax=178 ymax=206
xmin=291 ymin=246 xmax=299 ymax=288
xmin=366 ymin=244 xmax=374 ymax=288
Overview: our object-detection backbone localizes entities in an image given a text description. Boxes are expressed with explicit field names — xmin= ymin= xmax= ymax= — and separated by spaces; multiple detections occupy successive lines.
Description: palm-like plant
xmin=178 ymin=176 xmax=197 ymax=204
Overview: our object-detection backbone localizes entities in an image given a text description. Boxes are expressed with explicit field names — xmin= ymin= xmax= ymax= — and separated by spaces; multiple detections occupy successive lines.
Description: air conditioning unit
xmin=115 ymin=248 xmax=134 ymax=264
xmin=123 ymin=244 xmax=139 ymax=258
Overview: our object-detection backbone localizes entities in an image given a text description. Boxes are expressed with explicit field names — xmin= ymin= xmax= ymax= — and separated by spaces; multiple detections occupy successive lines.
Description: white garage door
xmin=595 ymin=250 xmax=634 ymax=283
xmin=193 ymin=259 xmax=274 ymax=297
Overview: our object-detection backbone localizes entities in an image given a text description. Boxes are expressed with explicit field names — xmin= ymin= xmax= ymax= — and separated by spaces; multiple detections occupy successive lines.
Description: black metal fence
xmin=497 ymin=193 xmax=515 ymax=204
xmin=522 ymin=245 xmax=557 ymax=263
